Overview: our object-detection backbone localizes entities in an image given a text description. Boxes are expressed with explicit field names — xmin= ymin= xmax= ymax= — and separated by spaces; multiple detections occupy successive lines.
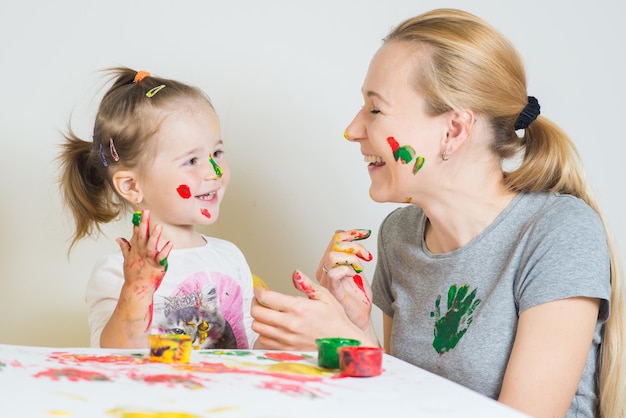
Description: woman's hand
xmin=316 ymin=229 xmax=374 ymax=330
xmin=251 ymin=270 xmax=378 ymax=351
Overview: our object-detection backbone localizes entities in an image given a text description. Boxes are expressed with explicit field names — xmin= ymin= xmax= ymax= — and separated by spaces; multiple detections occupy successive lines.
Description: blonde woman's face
xmin=139 ymin=101 xmax=229 ymax=229
xmin=344 ymin=41 xmax=450 ymax=204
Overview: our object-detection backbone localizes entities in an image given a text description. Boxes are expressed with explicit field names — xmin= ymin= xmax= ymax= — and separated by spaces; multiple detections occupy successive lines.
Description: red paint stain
xmin=264 ymin=352 xmax=306 ymax=362
xmin=353 ymin=275 xmax=371 ymax=304
xmin=387 ymin=136 xmax=399 ymax=152
xmin=177 ymin=185 xmax=191 ymax=199
xmin=258 ymin=380 xmax=326 ymax=398
xmin=200 ymin=208 xmax=211 ymax=219
xmin=338 ymin=346 xmax=383 ymax=377
xmin=292 ymin=271 xmax=315 ymax=299
xmin=34 ymin=367 xmax=110 ymax=382
xmin=49 ymin=353 xmax=148 ymax=365
xmin=129 ymin=372 xmax=204 ymax=389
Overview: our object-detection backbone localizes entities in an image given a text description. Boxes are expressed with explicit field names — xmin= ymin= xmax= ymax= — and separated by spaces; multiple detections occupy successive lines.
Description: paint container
xmin=338 ymin=346 xmax=384 ymax=377
xmin=315 ymin=338 xmax=361 ymax=369
xmin=148 ymin=334 xmax=192 ymax=364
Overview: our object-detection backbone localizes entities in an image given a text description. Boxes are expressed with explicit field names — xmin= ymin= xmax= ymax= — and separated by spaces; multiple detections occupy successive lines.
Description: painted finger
xmin=116 ymin=237 xmax=131 ymax=256
xmin=327 ymin=253 xmax=365 ymax=273
xmin=333 ymin=229 xmax=371 ymax=242
xmin=332 ymin=241 xmax=373 ymax=261
xmin=292 ymin=270 xmax=318 ymax=300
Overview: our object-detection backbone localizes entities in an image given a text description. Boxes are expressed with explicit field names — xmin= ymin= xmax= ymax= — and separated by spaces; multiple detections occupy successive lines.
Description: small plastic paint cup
xmin=338 ymin=346 xmax=384 ymax=377
xmin=316 ymin=338 xmax=361 ymax=369
xmin=148 ymin=334 xmax=192 ymax=364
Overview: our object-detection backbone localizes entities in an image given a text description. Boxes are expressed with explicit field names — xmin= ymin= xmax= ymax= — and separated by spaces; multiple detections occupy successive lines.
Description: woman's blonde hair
xmin=385 ymin=8 xmax=625 ymax=417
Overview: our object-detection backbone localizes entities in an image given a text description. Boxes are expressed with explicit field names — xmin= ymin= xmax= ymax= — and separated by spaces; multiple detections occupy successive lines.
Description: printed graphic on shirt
xmin=430 ymin=284 xmax=481 ymax=354
xmin=153 ymin=271 xmax=248 ymax=349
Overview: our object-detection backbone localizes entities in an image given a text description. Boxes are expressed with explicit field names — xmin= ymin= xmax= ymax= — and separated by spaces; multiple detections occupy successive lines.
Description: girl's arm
xmin=498 ymin=296 xmax=600 ymax=417
xmin=100 ymin=209 xmax=172 ymax=348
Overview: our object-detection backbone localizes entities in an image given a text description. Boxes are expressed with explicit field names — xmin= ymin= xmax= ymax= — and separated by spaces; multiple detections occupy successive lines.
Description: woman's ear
xmin=441 ymin=110 xmax=476 ymax=156
xmin=112 ymin=170 xmax=143 ymax=205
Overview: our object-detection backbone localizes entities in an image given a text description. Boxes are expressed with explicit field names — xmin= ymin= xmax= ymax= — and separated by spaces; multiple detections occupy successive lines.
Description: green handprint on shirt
xmin=430 ymin=284 xmax=481 ymax=354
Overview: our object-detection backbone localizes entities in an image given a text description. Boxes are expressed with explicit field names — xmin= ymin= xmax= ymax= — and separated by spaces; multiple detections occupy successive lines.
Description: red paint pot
xmin=316 ymin=338 xmax=361 ymax=369
xmin=338 ymin=346 xmax=383 ymax=377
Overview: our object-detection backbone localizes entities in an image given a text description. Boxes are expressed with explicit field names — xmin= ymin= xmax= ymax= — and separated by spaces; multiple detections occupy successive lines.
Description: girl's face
xmin=139 ymin=100 xmax=229 ymax=229
xmin=344 ymin=41 xmax=450 ymax=204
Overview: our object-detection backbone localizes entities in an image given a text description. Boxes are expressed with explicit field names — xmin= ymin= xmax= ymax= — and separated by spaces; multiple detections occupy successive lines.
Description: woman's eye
xmin=370 ymin=109 xmax=381 ymax=114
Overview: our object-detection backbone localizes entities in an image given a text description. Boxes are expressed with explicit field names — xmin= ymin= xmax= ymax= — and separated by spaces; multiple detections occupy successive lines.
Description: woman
xmin=251 ymin=9 xmax=625 ymax=418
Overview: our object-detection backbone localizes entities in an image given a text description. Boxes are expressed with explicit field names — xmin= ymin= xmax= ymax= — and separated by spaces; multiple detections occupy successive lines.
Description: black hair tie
xmin=515 ymin=96 xmax=541 ymax=130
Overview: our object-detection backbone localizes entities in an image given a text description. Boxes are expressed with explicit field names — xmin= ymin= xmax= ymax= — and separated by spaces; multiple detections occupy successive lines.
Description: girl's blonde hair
xmin=58 ymin=67 xmax=213 ymax=251
xmin=386 ymin=8 xmax=625 ymax=417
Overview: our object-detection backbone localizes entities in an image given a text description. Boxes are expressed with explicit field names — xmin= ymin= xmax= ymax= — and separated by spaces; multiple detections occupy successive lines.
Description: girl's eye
xmin=185 ymin=157 xmax=199 ymax=166
xmin=212 ymin=150 xmax=225 ymax=158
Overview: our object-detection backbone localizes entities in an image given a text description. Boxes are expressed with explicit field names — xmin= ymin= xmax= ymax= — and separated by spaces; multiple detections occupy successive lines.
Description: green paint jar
xmin=316 ymin=337 xmax=361 ymax=369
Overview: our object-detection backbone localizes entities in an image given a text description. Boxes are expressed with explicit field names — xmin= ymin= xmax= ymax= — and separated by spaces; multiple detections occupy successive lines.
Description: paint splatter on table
xmin=0 ymin=344 xmax=527 ymax=417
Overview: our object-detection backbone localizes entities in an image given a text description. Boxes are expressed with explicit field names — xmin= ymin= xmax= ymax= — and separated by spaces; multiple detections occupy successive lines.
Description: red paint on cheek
xmin=176 ymin=185 xmax=191 ymax=199
xmin=387 ymin=136 xmax=399 ymax=152
xmin=200 ymin=208 xmax=211 ymax=219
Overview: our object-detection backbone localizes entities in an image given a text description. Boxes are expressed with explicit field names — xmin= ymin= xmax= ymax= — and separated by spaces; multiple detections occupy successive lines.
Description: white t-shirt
xmin=85 ymin=235 xmax=258 ymax=349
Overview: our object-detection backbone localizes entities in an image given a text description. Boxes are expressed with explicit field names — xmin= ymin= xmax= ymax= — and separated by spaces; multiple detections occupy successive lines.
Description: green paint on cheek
xmin=209 ymin=154 xmax=223 ymax=178
xmin=394 ymin=145 xmax=416 ymax=164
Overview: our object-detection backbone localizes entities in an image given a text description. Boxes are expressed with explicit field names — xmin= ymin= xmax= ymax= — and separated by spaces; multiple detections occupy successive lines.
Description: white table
xmin=0 ymin=343 xmax=528 ymax=417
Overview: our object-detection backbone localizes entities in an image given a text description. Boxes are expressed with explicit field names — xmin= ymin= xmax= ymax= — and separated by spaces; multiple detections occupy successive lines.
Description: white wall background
xmin=0 ymin=0 xmax=624 ymax=347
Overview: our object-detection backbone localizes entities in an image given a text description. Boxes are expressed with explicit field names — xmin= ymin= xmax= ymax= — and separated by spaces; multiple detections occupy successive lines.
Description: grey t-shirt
xmin=372 ymin=192 xmax=610 ymax=417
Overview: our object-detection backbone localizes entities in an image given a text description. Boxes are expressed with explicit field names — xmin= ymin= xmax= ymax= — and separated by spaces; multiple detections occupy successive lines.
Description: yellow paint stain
xmin=107 ymin=409 xmax=200 ymax=418
xmin=53 ymin=392 xmax=87 ymax=402
xmin=48 ymin=411 xmax=72 ymax=417
xmin=263 ymin=362 xmax=334 ymax=376
xmin=206 ymin=406 xmax=238 ymax=413
xmin=252 ymin=274 xmax=268 ymax=289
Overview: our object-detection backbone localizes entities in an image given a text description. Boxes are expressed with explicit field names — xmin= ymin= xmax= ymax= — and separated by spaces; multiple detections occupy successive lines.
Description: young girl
xmin=59 ymin=68 xmax=258 ymax=350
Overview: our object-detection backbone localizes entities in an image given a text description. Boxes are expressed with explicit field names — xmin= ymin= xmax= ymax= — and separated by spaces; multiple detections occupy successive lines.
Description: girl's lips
xmin=196 ymin=191 xmax=218 ymax=202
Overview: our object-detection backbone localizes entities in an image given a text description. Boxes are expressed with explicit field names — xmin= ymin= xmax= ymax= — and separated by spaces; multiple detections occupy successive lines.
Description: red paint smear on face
xmin=353 ymin=275 xmax=371 ymax=304
xmin=264 ymin=352 xmax=306 ymax=362
xmin=200 ymin=208 xmax=211 ymax=219
xmin=387 ymin=136 xmax=399 ymax=152
xmin=177 ymin=184 xmax=192 ymax=199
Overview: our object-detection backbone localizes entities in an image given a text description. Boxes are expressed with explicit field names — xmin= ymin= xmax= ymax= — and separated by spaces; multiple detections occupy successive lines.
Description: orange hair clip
xmin=133 ymin=70 xmax=151 ymax=83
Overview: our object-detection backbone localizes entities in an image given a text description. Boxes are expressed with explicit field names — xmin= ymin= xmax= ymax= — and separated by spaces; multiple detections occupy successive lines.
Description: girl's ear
xmin=112 ymin=170 xmax=143 ymax=205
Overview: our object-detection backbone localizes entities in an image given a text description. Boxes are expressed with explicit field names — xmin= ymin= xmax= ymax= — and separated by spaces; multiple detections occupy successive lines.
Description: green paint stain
xmin=209 ymin=153 xmax=223 ymax=178
xmin=132 ymin=211 xmax=142 ymax=227
xmin=159 ymin=257 xmax=169 ymax=272
xmin=430 ymin=284 xmax=481 ymax=354
xmin=394 ymin=145 xmax=416 ymax=164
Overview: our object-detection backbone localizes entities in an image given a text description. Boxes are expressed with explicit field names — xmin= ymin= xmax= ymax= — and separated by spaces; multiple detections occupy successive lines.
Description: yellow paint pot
xmin=148 ymin=334 xmax=192 ymax=364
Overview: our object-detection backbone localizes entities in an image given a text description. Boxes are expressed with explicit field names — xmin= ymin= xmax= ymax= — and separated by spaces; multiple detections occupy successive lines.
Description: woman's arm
xmin=499 ymin=296 xmax=600 ymax=417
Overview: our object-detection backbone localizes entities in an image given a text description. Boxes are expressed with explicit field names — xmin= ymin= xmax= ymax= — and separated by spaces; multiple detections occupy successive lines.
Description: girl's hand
xmin=117 ymin=209 xmax=172 ymax=293
xmin=316 ymin=229 xmax=374 ymax=331
xmin=251 ymin=270 xmax=377 ymax=351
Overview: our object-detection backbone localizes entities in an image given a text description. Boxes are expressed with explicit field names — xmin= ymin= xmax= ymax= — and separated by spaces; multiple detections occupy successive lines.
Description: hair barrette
xmin=146 ymin=84 xmax=166 ymax=98
xmin=109 ymin=137 xmax=120 ymax=162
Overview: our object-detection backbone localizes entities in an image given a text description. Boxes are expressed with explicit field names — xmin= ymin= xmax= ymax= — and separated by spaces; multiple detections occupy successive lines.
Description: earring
xmin=441 ymin=148 xmax=450 ymax=161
